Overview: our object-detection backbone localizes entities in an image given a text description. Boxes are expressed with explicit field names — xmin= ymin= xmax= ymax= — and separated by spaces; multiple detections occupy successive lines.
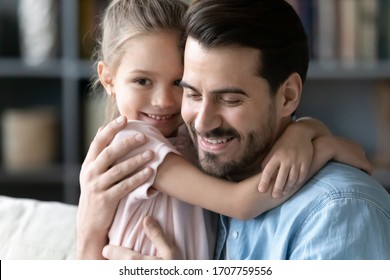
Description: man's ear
xmin=97 ymin=61 xmax=114 ymax=96
xmin=275 ymin=72 xmax=302 ymax=117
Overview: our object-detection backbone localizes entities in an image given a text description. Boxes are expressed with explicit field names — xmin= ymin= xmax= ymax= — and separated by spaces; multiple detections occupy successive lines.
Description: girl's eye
xmin=135 ymin=78 xmax=151 ymax=86
xmin=173 ymin=79 xmax=182 ymax=86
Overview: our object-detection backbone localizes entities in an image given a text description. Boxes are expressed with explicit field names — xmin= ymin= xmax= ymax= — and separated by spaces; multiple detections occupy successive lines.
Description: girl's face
xmin=100 ymin=31 xmax=184 ymax=137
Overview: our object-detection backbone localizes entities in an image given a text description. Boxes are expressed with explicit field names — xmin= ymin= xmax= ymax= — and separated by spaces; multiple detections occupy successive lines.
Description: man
xmin=81 ymin=0 xmax=390 ymax=259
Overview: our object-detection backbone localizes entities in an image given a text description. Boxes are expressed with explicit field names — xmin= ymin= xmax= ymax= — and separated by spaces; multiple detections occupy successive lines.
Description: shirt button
xmin=232 ymin=231 xmax=239 ymax=239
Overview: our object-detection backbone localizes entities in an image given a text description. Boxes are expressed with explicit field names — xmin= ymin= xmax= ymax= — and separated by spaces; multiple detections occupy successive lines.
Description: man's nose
xmin=194 ymin=100 xmax=222 ymax=134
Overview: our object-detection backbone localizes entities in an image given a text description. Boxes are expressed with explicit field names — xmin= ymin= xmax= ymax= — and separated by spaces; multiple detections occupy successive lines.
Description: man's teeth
xmin=203 ymin=137 xmax=232 ymax=144
xmin=147 ymin=114 xmax=173 ymax=120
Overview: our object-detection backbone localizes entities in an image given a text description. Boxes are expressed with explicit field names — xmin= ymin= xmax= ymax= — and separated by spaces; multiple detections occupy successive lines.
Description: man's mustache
xmin=190 ymin=123 xmax=240 ymax=139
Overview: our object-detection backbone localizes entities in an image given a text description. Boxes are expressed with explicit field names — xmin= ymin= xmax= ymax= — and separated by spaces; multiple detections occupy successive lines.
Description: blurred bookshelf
xmin=0 ymin=0 xmax=389 ymax=206
xmin=0 ymin=0 xmax=107 ymax=204
xmin=290 ymin=0 xmax=390 ymax=192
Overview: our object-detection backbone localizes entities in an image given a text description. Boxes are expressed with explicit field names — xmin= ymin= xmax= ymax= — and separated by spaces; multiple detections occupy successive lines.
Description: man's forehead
xmin=183 ymin=37 xmax=261 ymax=81
xmin=184 ymin=36 xmax=260 ymax=58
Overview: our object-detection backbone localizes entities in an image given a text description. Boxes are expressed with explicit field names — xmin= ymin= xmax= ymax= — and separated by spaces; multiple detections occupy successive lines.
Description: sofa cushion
xmin=0 ymin=195 xmax=77 ymax=259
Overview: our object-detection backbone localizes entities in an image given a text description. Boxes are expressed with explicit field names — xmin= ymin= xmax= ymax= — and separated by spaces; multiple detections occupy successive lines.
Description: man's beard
xmin=187 ymin=112 xmax=277 ymax=181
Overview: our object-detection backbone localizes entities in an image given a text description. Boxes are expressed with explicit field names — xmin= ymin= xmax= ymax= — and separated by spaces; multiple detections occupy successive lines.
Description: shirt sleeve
xmin=111 ymin=121 xmax=180 ymax=201
xmin=289 ymin=197 xmax=390 ymax=259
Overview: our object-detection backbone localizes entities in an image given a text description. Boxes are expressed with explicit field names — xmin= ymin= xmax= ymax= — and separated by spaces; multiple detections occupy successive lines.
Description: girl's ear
xmin=97 ymin=61 xmax=114 ymax=96
xmin=275 ymin=72 xmax=302 ymax=117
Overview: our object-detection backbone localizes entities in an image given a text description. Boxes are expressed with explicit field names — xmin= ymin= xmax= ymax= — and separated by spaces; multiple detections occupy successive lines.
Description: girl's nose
xmin=151 ymin=87 xmax=176 ymax=108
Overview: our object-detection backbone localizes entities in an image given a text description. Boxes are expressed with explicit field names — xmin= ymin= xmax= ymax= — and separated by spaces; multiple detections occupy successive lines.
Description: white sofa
xmin=0 ymin=195 xmax=77 ymax=259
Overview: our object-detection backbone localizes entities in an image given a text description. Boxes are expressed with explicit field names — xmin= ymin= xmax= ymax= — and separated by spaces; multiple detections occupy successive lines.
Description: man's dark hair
xmin=184 ymin=0 xmax=309 ymax=93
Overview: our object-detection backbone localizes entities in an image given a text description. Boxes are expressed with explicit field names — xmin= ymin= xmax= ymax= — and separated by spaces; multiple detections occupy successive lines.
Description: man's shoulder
xmin=310 ymin=162 xmax=384 ymax=193
xmin=297 ymin=162 xmax=390 ymax=211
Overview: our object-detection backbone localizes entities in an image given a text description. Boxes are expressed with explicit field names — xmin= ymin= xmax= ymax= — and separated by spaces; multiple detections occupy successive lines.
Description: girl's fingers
xmin=258 ymin=161 xmax=279 ymax=192
xmin=296 ymin=162 xmax=309 ymax=187
xmin=284 ymin=164 xmax=299 ymax=191
xmin=272 ymin=165 xmax=289 ymax=198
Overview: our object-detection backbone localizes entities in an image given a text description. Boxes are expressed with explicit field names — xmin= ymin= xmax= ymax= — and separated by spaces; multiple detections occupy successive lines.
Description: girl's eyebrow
xmin=130 ymin=69 xmax=155 ymax=75
xmin=180 ymin=80 xmax=247 ymax=96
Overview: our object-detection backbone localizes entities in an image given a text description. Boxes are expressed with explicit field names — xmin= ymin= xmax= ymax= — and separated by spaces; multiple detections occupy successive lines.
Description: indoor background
xmin=0 ymin=0 xmax=389 ymax=205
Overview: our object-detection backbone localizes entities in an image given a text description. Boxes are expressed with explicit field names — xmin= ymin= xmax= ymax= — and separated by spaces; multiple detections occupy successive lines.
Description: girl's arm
xmin=153 ymin=117 xmax=372 ymax=220
xmin=154 ymin=153 xmax=279 ymax=220
xmin=311 ymin=135 xmax=373 ymax=175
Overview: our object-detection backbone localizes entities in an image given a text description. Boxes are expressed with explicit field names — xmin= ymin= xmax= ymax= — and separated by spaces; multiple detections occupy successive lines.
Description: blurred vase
xmin=1 ymin=108 xmax=58 ymax=171
xmin=18 ymin=0 xmax=58 ymax=66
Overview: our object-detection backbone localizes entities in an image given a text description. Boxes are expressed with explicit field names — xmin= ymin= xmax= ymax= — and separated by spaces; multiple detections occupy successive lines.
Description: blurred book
xmin=314 ymin=0 xmax=338 ymax=66
xmin=79 ymin=0 xmax=97 ymax=60
xmin=378 ymin=0 xmax=390 ymax=60
xmin=356 ymin=0 xmax=379 ymax=66
xmin=287 ymin=0 xmax=316 ymax=59
xmin=338 ymin=0 xmax=357 ymax=68
xmin=0 ymin=0 xmax=21 ymax=57
xmin=79 ymin=0 xmax=108 ymax=59
xmin=295 ymin=0 xmax=390 ymax=65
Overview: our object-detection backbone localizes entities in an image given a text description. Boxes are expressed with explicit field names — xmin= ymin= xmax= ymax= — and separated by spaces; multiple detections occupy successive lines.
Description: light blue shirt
xmin=215 ymin=162 xmax=390 ymax=259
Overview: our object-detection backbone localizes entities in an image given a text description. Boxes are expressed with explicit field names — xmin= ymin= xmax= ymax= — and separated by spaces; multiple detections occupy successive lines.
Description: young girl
xmin=78 ymin=0 xmax=372 ymax=259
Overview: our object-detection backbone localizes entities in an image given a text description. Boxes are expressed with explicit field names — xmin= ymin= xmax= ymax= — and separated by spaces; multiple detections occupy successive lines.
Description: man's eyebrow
xmin=210 ymin=87 xmax=247 ymax=96
xmin=179 ymin=80 xmax=247 ymax=96
xmin=179 ymin=80 xmax=198 ymax=91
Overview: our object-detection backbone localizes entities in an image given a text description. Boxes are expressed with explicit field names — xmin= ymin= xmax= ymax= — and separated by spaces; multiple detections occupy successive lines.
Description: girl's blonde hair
xmin=92 ymin=0 xmax=188 ymax=124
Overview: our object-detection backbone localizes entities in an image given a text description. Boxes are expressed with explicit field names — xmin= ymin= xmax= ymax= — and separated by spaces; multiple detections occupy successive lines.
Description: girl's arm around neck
xmin=152 ymin=133 xmax=373 ymax=220
xmin=153 ymin=153 xmax=291 ymax=220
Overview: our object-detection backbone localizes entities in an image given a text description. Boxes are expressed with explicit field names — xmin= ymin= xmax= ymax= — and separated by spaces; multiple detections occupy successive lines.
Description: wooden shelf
xmin=0 ymin=58 xmax=62 ymax=78
xmin=0 ymin=165 xmax=64 ymax=184
xmin=308 ymin=60 xmax=390 ymax=80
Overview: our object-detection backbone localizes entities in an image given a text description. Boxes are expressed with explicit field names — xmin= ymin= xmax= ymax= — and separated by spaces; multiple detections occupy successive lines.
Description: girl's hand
xmin=77 ymin=116 xmax=154 ymax=259
xmin=258 ymin=118 xmax=331 ymax=198
xmin=258 ymin=127 xmax=313 ymax=198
